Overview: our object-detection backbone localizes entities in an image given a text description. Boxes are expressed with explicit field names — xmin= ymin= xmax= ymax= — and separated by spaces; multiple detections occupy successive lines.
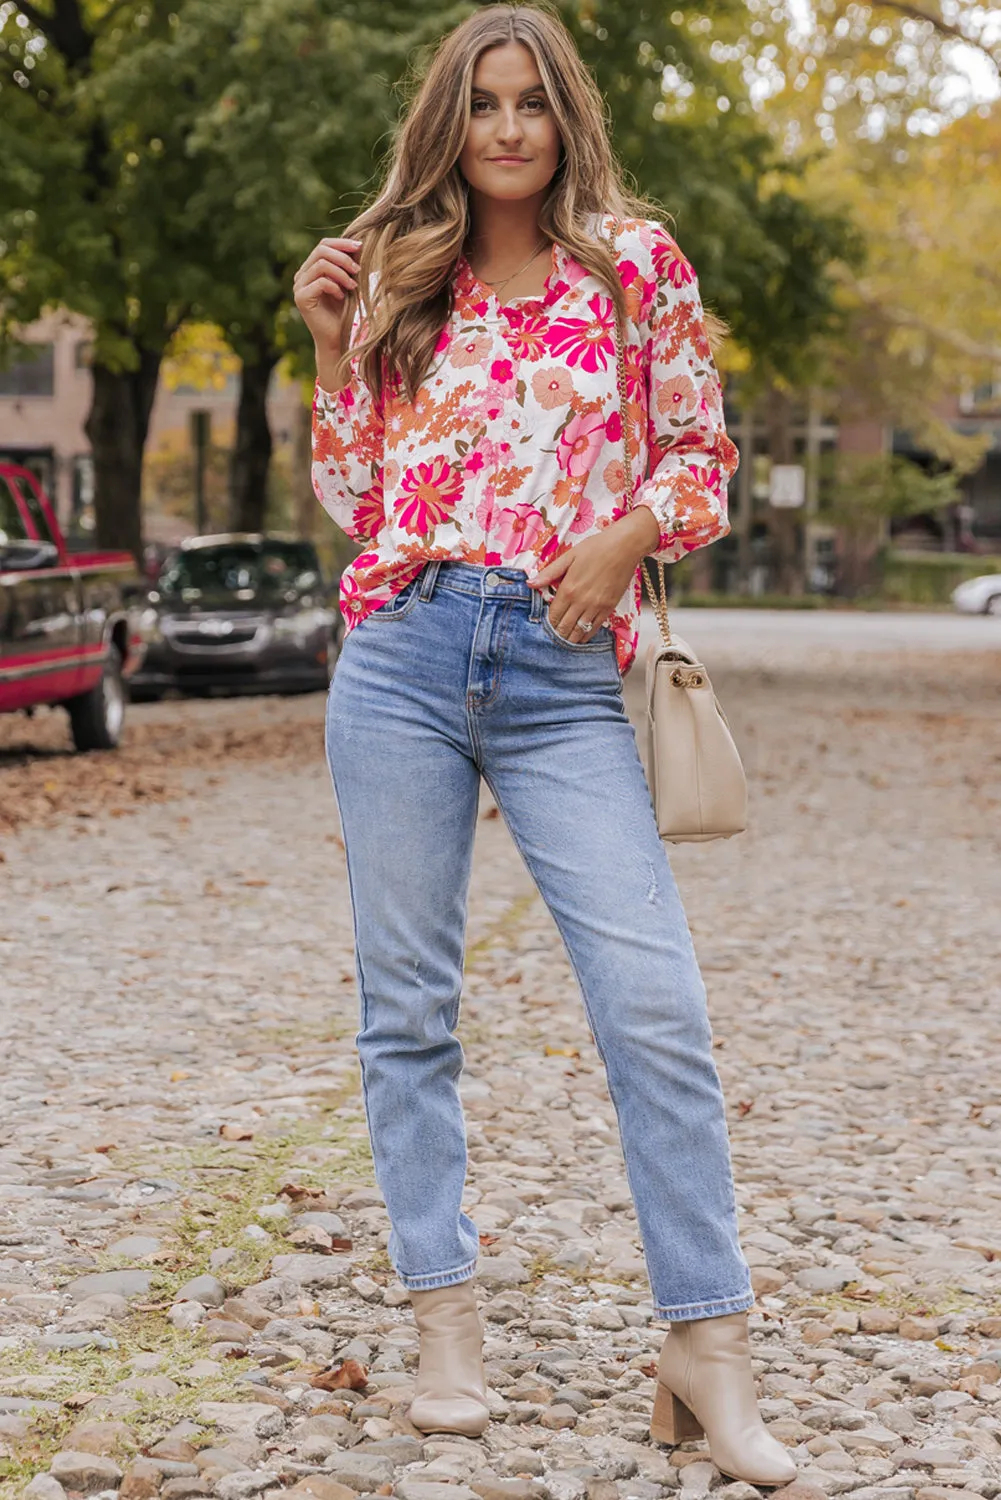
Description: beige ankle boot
xmin=651 ymin=1311 xmax=796 ymax=1485
xmin=407 ymin=1281 xmax=489 ymax=1436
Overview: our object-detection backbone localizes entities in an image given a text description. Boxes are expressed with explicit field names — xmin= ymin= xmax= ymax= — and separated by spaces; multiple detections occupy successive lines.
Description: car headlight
xmin=273 ymin=616 xmax=308 ymax=642
xmin=137 ymin=607 xmax=161 ymax=641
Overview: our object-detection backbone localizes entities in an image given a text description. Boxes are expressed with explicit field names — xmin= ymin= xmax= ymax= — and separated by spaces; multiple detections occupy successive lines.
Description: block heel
xmin=650 ymin=1381 xmax=704 ymax=1444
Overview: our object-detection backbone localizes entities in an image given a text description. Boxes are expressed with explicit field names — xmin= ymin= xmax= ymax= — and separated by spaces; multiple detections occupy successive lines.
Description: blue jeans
xmin=324 ymin=560 xmax=753 ymax=1321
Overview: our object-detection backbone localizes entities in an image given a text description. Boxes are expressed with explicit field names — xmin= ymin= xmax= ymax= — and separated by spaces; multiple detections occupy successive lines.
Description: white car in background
xmin=951 ymin=573 xmax=1001 ymax=615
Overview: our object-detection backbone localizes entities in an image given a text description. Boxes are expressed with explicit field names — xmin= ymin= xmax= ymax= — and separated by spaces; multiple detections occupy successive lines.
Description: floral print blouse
xmin=312 ymin=211 xmax=737 ymax=675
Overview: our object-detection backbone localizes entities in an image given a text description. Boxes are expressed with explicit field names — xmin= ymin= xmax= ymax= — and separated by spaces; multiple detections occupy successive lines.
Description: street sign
xmin=769 ymin=464 xmax=806 ymax=509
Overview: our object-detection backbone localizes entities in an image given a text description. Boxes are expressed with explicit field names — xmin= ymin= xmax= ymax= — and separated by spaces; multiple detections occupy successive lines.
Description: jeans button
xmin=484 ymin=570 xmax=500 ymax=587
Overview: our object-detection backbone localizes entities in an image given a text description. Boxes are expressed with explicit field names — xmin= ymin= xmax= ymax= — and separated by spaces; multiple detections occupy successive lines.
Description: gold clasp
xmin=671 ymin=667 xmax=706 ymax=689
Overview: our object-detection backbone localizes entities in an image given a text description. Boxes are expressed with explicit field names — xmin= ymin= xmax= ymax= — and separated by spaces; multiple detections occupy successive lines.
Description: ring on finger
xmin=576 ymin=616 xmax=595 ymax=632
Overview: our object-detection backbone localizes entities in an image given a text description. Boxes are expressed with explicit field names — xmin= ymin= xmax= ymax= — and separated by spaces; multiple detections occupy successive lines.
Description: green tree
xmin=0 ymin=1 xmax=205 ymax=559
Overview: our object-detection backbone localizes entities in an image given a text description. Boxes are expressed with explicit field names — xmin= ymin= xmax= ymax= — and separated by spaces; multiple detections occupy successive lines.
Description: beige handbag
xmin=609 ymin=222 xmax=748 ymax=843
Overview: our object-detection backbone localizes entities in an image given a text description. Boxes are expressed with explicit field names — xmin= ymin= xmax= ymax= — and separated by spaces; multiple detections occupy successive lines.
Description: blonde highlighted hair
xmin=333 ymin=2 xmax=668 ymax=405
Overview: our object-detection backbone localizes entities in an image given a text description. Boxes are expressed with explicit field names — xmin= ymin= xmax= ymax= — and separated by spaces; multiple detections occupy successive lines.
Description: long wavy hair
xmin=332 ymin=3 xmax=665 ymax=405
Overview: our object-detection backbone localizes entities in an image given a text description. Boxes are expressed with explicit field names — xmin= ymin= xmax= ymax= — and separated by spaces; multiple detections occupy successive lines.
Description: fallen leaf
xmin=220 ymin=1123 xmax=255 ymax=1141
xmin=170 ymin=1070 xmax=191 ymax=1083
xmin=63 ymin=1392 xmax=99 ymax=1409
xmin=544 ymin=1044 xmax=580 ymax=1059
xmin=331 ymin=1237 xmax=354 ymax=1252
xmin=310 ymin=1358 xmax=368 ymax=1392
xmin=278 ymin=1181 xmax=325 ymax=1201
xmin=93 ymin=1142 xmax=117 ymax=1154
xmin=242 ymin=878 xmax=269 ymax=888
xmin=478 ymin=1232 xmax=500 ymax=1247
xmin=737 ymin=1099 xmax=754 ymax=1116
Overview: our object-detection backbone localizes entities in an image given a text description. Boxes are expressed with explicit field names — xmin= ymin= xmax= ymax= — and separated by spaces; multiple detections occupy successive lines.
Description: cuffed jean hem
xmin=651 ymin=1288 xmax=756 ymax=1322
xmin=395 ymin=1255 xmax=479 ymax=1292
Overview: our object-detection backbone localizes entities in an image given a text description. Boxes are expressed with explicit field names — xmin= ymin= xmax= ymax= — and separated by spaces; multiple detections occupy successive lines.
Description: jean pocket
xmin=367 ymin=575 xmax=422 ymax=621
xmin=541 ymin=604 xmax=615 ymax=652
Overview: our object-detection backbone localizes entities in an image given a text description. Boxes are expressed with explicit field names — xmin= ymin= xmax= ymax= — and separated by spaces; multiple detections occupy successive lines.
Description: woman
xmin=294 ymin=5 xmax=794 ymax=1487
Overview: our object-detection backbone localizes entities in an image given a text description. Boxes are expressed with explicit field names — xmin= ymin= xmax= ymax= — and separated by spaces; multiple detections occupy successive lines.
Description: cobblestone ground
xmin=2 ymin=614 xmax=1001 ymax=1500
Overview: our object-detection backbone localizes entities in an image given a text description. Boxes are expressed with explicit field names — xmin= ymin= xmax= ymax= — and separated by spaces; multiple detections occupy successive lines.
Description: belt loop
xmin=419 ymin=559 xmax=441 ymax=601
xmin=529 ymin=581 xmax=544 ymax=622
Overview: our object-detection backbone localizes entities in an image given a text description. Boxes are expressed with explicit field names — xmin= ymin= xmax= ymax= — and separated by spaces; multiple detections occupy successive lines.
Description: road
xmin=1 ymin=611 xmax=1000 ymax=1500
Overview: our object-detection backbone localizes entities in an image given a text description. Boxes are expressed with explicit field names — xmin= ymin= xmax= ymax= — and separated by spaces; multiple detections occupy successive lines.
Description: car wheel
xmin=986 ymin=594 xmax=1001 ymax=617
xmin=67 ymin=644 xmax=126 ymax=752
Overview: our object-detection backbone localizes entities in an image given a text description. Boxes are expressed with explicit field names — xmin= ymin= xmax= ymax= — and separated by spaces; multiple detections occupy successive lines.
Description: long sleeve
xmin=311 ymin=304 xmax=386 ymax=545
xmin=632 ymin=228 xmax=737 ymax=563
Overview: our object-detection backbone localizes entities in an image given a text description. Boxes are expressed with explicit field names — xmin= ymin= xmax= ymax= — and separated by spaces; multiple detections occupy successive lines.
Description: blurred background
xmin=0 ymin=0 xmax=998 ymax=606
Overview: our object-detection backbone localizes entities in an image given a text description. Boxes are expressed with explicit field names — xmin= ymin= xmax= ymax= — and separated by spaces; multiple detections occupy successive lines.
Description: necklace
xmin=469 ymin=237 xmax=549 ymax=297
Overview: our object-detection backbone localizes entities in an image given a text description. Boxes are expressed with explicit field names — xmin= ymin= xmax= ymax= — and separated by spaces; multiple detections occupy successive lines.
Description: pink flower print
xmin=495 ymin=502 xmax=546 ymax=559
xmin=605 ymin=409 xmax=622 ymax=445
xmin=502 ymin=310 xmax=547 ymax=360
xmin=434 ymin=325 xmax=450 ymax=355
xmin=394 ymin=456 xmax=464 ymax=535
xmin=652 ymin=233 xmax=696 ymax=288
xmin=383 ymin=459 xmax=400 ymax=489
xmin=491 ymin=358 xmax=514 ymax=383
xmin=615 ymin=257 xmax=641 ymax=293
xmin=451 ymin=333 xmax=491 ymax=369
xmin=570 ymin=498 xmax=595 ymax=534
xmin=352 ymin=490 xmax=386 ymax=541
xmin=557 ymin=409 xmax=607 ymax=478
xmin=688 ymin=462 xmax=724 ymax=498
xmin=476 ymin=488 xmax=498 ymax=532
xmin=538 ymin=530 xmax=565 ymax=568
xmin=565 ymin=258 xmax=590 ymax=288
xmin=339 ymin=571 xmax=369 ymax=623
xmin=545 ymin=293 xmax=616 ymax=372
xmin=464 ymin=450 xmax=486 ymax=474
xmin=657 ymin=374 xmax=699 ymax=420
xmin=531 ymin=367 xmax=573 ymax=409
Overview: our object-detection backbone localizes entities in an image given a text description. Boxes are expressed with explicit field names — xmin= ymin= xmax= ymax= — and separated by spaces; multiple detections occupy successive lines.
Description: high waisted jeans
xmin=324 ymin=559 xmax=753 ymax=1321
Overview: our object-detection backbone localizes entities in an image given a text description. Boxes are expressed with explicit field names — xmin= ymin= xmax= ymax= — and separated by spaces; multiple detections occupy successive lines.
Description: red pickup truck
xmin=0 ymin=462 xmax=145 ymax=751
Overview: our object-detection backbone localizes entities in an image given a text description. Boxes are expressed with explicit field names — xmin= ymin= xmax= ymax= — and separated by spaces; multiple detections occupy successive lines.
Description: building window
xmin=0 ymin=344 xmax=56 ymax=397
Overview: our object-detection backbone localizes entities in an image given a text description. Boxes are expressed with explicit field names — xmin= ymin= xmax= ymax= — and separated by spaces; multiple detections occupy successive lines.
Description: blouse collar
xmin=454 ymin=238 xmax=572 ymax=314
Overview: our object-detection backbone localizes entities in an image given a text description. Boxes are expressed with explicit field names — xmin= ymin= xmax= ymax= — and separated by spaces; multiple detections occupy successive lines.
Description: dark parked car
xmin=0 ymin=462 xmax=145 ymax=751
xmin=129 ymin=533 xmax=343 ymax=699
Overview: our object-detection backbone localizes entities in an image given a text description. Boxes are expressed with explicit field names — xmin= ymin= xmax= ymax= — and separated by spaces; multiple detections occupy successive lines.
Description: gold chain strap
xmin=609 ymin=220 xmax=671 ymax=649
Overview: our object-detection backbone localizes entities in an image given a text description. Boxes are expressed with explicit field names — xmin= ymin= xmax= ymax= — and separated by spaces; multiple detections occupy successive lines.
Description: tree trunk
xmin=229 ymin=344 xmax=279 ymax=533
xmin=765 ymin=384 xmax=802 ymax=595
xmin=292 ymin=393 xmax=315 ymax=542
xmin=84 ymin=349 xmax=162 ymax=561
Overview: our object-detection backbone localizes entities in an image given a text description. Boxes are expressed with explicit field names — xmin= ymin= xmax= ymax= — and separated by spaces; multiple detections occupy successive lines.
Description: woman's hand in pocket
xmin=528 ymin=507 xmax=660 ymax=643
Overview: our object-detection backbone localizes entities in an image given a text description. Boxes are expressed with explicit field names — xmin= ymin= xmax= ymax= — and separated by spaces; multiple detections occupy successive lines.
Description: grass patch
xmin=0 ymin=1098 xmax=376 ymax=1499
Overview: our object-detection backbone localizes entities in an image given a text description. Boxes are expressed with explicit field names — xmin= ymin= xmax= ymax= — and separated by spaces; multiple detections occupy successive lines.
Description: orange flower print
xmin=394 ymin=457 xmax=464 ymax=535
xmin=657 ymin=374 xmax=699 ymax=420
xmin=602 ymin=457 xmax=626 ymax=495
xmin=451 ymin=334 xmax=491 ymax=369
xmin=532 ymin=367 xmax=573 ymax=409
xmin=313 ymin=215 xmax=737 ymax=681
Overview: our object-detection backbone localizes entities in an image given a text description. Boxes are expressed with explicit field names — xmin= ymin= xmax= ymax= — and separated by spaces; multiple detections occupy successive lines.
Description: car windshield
xmin=158 ymin=542 xmax=320 ymax=600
